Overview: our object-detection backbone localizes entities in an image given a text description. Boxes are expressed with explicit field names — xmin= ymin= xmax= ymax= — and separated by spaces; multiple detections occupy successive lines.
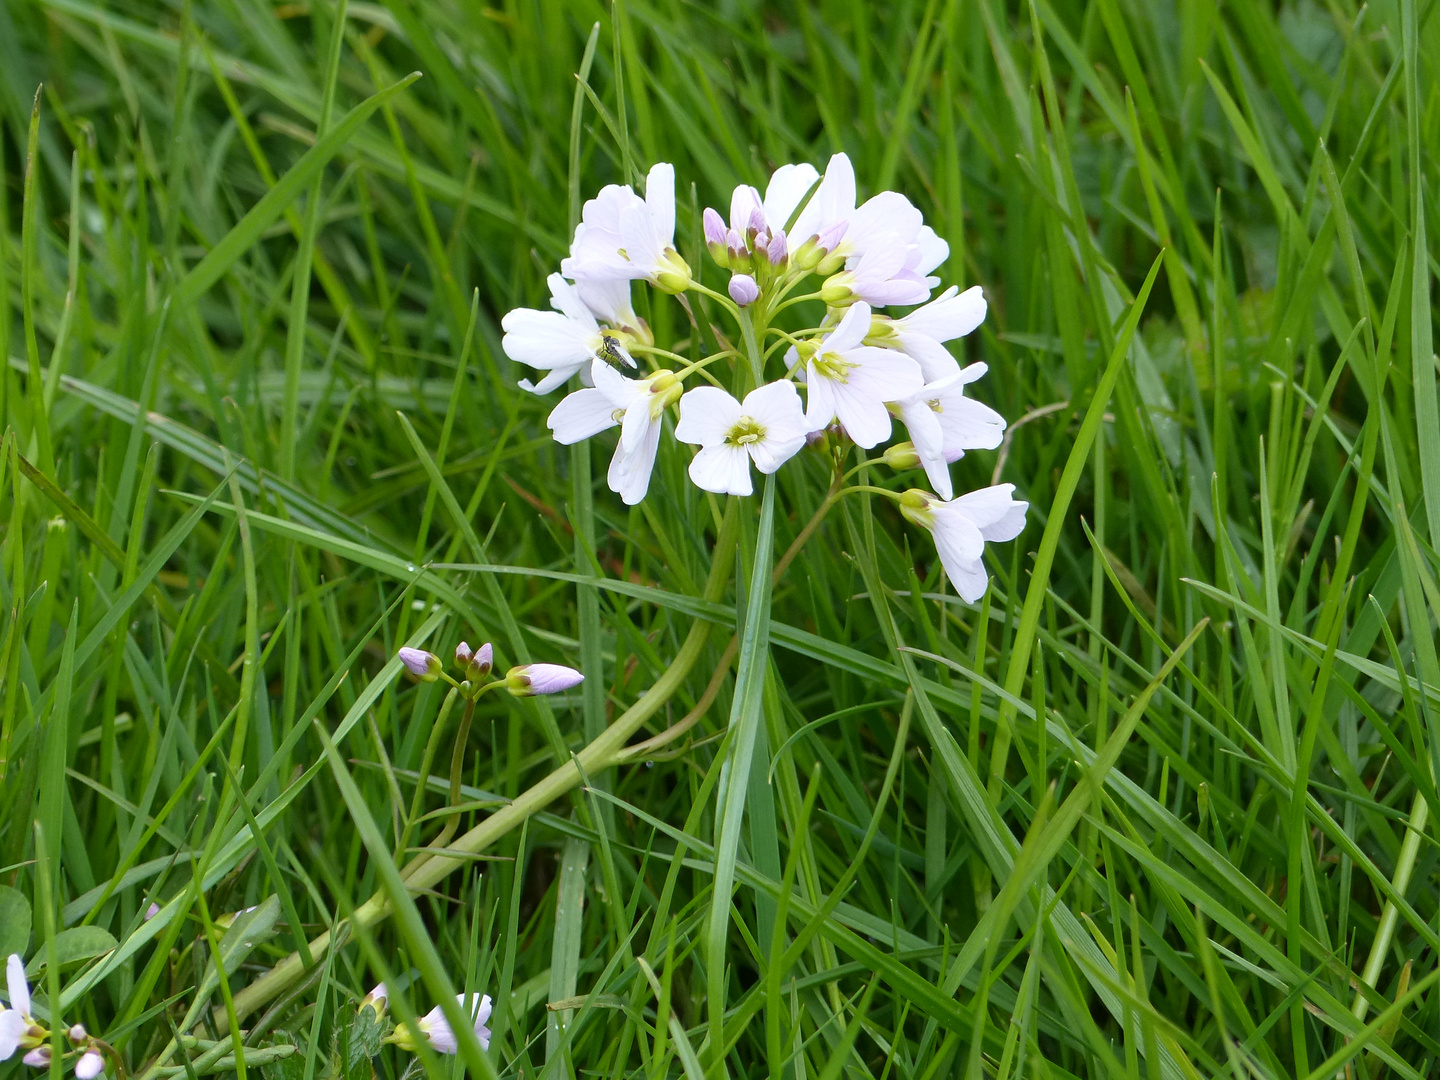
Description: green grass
xmin=2 ymin=0 xmax=1439 ymax=1077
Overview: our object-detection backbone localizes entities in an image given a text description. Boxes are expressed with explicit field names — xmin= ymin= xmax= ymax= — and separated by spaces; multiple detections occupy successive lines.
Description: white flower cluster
xmin=1 ymin=955 xmax=105 ymax=1078
xmin=501 ymin=153 xmax=1027 ymax=601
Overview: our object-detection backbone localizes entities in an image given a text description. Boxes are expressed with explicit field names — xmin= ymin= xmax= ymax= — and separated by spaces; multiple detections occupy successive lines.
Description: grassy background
xmin=1 ymin=0 xmax=1439 ymax=1077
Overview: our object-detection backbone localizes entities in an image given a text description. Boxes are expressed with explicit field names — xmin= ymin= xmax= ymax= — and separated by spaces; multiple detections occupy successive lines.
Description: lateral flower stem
xmin=626 ymin=343 xmax=698 ymax=366
xmin=839 ymin=484 xmax=905 ymax=502
xmin=687 ymin=281 xmax=743 ymax=321
xmin=673 ymin=351 xmax=740 ymax=381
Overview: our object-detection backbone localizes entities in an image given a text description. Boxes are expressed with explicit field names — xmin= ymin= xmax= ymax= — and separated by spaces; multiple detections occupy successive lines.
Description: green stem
xmin=398 ymin=687 xmax=459 ymax=860
xmin=223 ymin=499 xmax=743 ymax=1028
xmin=737 ymin=309 xmax=765 ymax=389
xmin=431 ymin=695 xmax=477 ymax=852
xmin=1351 ymin=790 xmax=1429 ymax=1021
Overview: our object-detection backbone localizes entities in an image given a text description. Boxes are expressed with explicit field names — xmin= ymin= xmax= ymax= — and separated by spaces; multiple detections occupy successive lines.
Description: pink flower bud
xmin=454 ymin=642 xmax=473 ymax=668
xmin=145 ymin=902 xmax=160 ymax=920
xmin=504 ymin=664 xmax=584 ymax=697
xmin=470 ymin=642 xmax=494 ymax=679
xmin=702 ymin=207 xmax=726 ymax=247
xmin=728 ymin=273 xmax=759 ymax=307
xmin=24 ymin=1048 xmax=50 ymax=1068
xmin=767 ymin=228 xmax=788 ymax=266
xmin=398 ymin=647 xmax=442 ymax=681
xmin=76 ymin=1052 xmax=105 ymax=1079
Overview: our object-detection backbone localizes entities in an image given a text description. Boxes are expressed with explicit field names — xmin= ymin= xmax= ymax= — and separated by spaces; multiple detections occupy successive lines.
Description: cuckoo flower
xmin=502 ymin=274 xmax=636 ymax=394
xmin=562 ymin=163 xmax=690 ymax=292
xmin=892 ymin=365 xmax=1007 ymax=499
xmin=899 ymin=485 xmax=1028 ymax=602
xmin=793 ymin=303 xmax=923 ymax=448
xmin=675 ymin=381 xmax=808 ymax=496
xmin=389 ymin=994 xmax=492 ymax=1054
xmin=547 ymin=360 xmax=682 ymax=505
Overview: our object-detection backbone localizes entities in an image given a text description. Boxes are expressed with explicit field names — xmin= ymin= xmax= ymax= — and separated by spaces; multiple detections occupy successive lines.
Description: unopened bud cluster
xmin=396 ymin=638 xmax=582 ymax=700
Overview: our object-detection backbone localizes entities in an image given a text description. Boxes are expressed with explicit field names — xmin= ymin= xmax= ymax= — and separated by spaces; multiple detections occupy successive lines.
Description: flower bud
xmin=24 ymin=1047 xmax=51 ymax=1068
xmin=882 ymin=442 xmax=922 ymax=470
xmin=804 ymin=428 xmax=830 ymax=452
xmin=745 ymin=207 xmax=766 ymax=247
xmin=767 ymin=228 xmax=788 ymax=267
xmin=144 ymin=902 xmax=160 ymax=920
xmin=703 ymin=208 xmax=729 ymax=267
xmin=454 ymin=642 xmax=473 ymax=668
xmin=898 ymin=488 xmax=936 ymax=527
xmin=653 ymin=251 xmax=692 ymax=294
xmin=818 ymin=272 xmax=855 ymax=306
xmin=398 ymin=647 xmax=443 ymax=681
xmin=68 ymin=1026 xmax=87 ymax=1044
xmin=725 ymin=228 xmax=751 ymax=270
xmin=469 ymin=642 xmax=494 ymax=680
xmin=728 ymin=273 xmax=759 ymax=307
xmin=504 ymin=664 xmax=585 ymax=697
xmin=360 ymin=983 xmax=389 ymax=1017
xmin=76 ymin=1052 xmax=105 ymax=1080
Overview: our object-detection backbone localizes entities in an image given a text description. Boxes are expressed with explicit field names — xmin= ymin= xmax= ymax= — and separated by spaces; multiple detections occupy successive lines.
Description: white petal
xmin=500 ymin=308 xmax=597 ymax=369
xmin=729 ymin=184 xmax=763 ymax=234
xmin=620 ymin=397 xmax=657 ymax=454
xmin=740 ymin=380 xmax=805 ymax=431
xmin=825 ymin=301 xmax=873 ymax=353
xmin=748 ymin=429 xmax=806 ymax=474
xmin=763 ymin=163 xmax=820 ymax=230
xmin=608 ymin=417 xmax=662 ymax=505
xmin=830 ymin=384 xmax=895 ymax=449
xmin=0 ymin=1010 xmax=25 ymax=1060
xmin=958 ymin=360 xmax=989 ymax=385
xmin=894 ymin=331 xmax=961 ymax=382
xmin=688 ymin=444 xmax=752 ymax=495
xmin=546 ymin=274 xmax=598 ymax=326
xmin=938 ymin=398 xmax=1007 ymax=456
xmin=919 ymin=452 xmax=954 ymax=500
xmin=619 ymin=203 xmax=664 ymax=275
xmin=803 ymin=362 xmax=838 ymax=431
xmin=845 ymin=348 xmax=924 ymax=401
xmin=954 ymin=485 xmax=1028 ymax=542
xmin=575 ymin=277 xmax=637 ymax=327
xmin=792 ymin=152 xmax=855 ymax=242
xmin=645 ymin=163 xmax=676 ymax=247
xmin=910 ymin=225 xmax=949 ymax=276
xmin=899 ymin=398 xmax=945 ymax=460
xmin=675 ymin=387 xmax=743 ymax=447
xmin=548 ymin=388 xmax=619 ymax=444
xmin=592 ymin=358 xmax=647 ymax=408
xmin=843 ymin=192 xmax=922 ymax=257
xmin=6 ymin=956 xmax=29 ymax=1018
xmin=931 ymin=508 xmax=986 ymax=568
xmin=477 ymin=1024 xmax=492 ymax=1052
xmin=474 ymin=995 xmax=493 ymax=1027
xmin=901 ymin=285 xmax=986 ymax=343
xmin=945 ymin=552 xmax=991 ymax=603
xmin=419 ymin=1006 xmax=458 ymax=1054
